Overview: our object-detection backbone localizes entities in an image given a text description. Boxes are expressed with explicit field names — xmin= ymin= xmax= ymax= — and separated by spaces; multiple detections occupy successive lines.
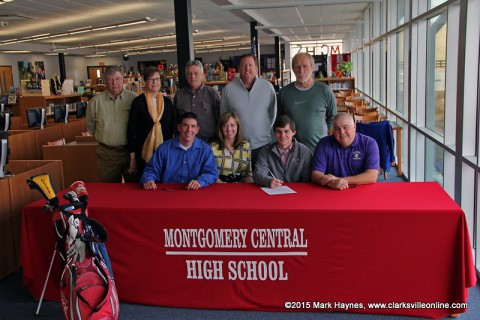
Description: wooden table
xmin=391 ymin=121 xmax=403 ymax=176
xmin=42 ymin=141 xmax=99 ymax=186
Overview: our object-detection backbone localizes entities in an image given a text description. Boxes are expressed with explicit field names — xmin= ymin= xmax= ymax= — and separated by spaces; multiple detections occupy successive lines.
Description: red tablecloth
xmin=20 ymin=182 xmax=476 ymax=318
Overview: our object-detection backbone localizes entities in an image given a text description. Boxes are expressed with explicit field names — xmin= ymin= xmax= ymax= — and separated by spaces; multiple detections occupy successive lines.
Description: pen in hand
xmin=268 ymin=169 xmax=283 ymax=188
xmin=267 ymin=168 xmax=276 ymax=179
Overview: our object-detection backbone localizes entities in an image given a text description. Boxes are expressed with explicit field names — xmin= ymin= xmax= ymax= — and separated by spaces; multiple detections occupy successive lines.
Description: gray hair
xmin=333 ymin=112 xmax=355 ymax=125
xmin=103 ymin=66 xmax=123 ymax=79
xmin=292 ymin=52 xmax=315 ymax=69
xmin=185 ymin=60 xmax=204 ymax=74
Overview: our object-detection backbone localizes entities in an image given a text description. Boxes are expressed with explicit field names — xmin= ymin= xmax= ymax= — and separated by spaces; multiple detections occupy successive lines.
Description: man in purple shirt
xmin=311 ymin=113 xmax=379 ymax=190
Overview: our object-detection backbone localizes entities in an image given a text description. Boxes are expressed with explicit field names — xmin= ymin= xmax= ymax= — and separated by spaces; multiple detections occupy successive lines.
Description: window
xmin=396 ymin=30 xmax=405 ymax=114
xmin=359 ymin=0 xmax=480 ymax=271
xmin=398 ymin=0 xmax=407 ymax=25
xmin=425 ymin=139 xmax=444 ymax=186
xmin=425 ymin=13 xmax=447 ymax=137
xmin=288 ymin=40 xmax=344 ymax=82
xmin=429 ymin=0 xmax=448 ymax=9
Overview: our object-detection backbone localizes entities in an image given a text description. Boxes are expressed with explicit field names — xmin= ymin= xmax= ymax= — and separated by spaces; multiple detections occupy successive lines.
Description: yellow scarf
xmin=141 ymin=92 xmax=164 ymax=162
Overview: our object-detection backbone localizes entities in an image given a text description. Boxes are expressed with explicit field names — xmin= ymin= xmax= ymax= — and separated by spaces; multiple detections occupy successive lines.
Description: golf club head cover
xmin=87 ymin=218 xmax=108 ymax=243
xmin=63 ymin=190 xmax=79 ymax=203
xmin=26 ymin=172 xmax=59 ymax=209
xmin=69 ymin=180 xmax=89 ymax=202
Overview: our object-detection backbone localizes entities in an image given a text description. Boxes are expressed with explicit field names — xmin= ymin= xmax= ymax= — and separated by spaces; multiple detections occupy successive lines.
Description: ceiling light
xmin=1 ymin=50 xmax=31 ymax=53
xmin=30 ymin=33 xmax=50 ymax=38
xmin=69 ymin=26 xmax=92 ymax=32
xmin=221 ymin=0 xmax=382 ymax=10
xmin=44 ymin=52 xmax=68 ymax=56
xmin=116 ymin=20 xmax=147 ymax=27
xmin=47 ymin=33 xmax=69 ymax=38
xmin=255 ymin=22 xmax=363 ymax=30
xmin=91 ymin=25 xmax=116 ymax=31
xmin=85 ymin=54 xmax=106 ymax=58
xmin=0 ymin=17 xmax=156 ymax=46
xmin=194 ymin=39 xmax=223 ymax=44
xmin=69 ymin=29 xmax=92 ymax=35
xmin=50 ymin=33 xmax=176 ymax=52
xmin=1 ymin=38 xmax=16 ymax=43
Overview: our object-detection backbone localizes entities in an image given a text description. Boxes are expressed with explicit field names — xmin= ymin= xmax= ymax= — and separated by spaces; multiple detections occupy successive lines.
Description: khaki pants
xmin=96 ymin=144 xmax=136 ymax=183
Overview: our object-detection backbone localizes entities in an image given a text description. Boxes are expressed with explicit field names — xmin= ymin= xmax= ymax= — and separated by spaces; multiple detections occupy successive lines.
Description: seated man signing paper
xmin=311 ymin=113 xmax=379 ymax=190
xmin=141 ymin=112 xmax=218 ymax=190
xmin=254 ymin=115 xmax=312 ymax=188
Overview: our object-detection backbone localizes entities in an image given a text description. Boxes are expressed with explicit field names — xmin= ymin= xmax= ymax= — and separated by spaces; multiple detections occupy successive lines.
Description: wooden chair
xmin=347 ymin=104 xmax=367 ymax=114
xmin=336 ymin=96 xmax=346 ymax=107
xmin=353 ymin=111 xmax=380 ymax=123
xmin=338 ymin=90 xmax=352 ymax=96
xmin=47 ymin=138 xmax=66 ymax=146
xmin=358 ymin=107 xmax=378 ymax=113
xmin=358 ymin=107 xmax=385 ymax=120
xmin=344 ymin=101 xmax=354 ymax=108
xmin=345 ymin=100 xmax=363 ymax=107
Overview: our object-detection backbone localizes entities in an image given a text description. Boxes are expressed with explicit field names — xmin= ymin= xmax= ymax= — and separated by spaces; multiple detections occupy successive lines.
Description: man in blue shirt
xmin=311 ymin=113 xmax=379 ymax=190
xmin=141 ymin=112 xmax=218 ymax=190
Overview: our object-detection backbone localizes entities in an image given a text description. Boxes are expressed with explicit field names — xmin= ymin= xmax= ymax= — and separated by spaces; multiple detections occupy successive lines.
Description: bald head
xmin=333 ymin=113 xmax=355 ymax=126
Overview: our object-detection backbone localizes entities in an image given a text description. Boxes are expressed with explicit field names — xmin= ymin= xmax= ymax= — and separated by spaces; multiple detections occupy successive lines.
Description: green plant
xmin=337 ymin=61 xmax=352 ymax=75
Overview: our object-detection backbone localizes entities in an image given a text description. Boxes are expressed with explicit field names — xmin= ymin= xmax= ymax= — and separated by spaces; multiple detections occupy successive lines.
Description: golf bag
xmin=27 ymin=173 xmax=119 ymax=320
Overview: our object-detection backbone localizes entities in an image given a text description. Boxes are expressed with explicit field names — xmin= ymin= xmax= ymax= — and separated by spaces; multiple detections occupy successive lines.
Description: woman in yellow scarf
xmin=127 ymin=66 xmax=177 ymax=180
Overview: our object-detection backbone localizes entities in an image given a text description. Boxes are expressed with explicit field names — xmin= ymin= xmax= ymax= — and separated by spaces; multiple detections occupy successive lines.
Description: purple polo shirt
xmin=312 ymin=133 xmax=379 ymax=178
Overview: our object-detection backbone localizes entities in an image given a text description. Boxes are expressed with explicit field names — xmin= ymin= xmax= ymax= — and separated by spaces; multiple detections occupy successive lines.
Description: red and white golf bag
xmin=27 ymin=174 xmax=119 ymax=320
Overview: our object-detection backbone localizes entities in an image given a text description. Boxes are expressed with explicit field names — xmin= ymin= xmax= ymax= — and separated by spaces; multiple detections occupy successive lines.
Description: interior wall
xmin=0 ymin=54 xmax=123 ymax=91
xmin=0 ymin=45 xmax=275 ymax=91
xmin=123 ymin=45 xmax=275 ymax=76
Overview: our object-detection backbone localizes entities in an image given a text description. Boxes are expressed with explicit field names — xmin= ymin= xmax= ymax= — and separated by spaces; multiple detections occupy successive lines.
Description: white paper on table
xmin=261 ymin=185 xmax=297 ymax=195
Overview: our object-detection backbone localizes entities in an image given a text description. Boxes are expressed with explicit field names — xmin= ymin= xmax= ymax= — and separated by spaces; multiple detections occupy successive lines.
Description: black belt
xmin=98 ymin=142 xmax=127 ymax=151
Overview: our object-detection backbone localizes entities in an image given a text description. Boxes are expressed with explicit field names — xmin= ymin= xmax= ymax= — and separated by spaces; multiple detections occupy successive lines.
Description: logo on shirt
xmin=352 ymin=151 xmax=363 ymax=161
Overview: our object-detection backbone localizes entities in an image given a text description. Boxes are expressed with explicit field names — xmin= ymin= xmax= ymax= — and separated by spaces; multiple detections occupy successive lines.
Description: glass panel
xmin=429 ymin=0 xmax=448 ymax=9
xmin=425 ymin=139 xmax=444 ymax=186
xmin=396 ymin=31 xmax=405 ymax=114
xmin=380 ymin=39 xmax=385 ymax=104
xmin=397 ymin=0 xmax=406 ymax=25
xmin=426 ymin=13 xmax=447 ymax=137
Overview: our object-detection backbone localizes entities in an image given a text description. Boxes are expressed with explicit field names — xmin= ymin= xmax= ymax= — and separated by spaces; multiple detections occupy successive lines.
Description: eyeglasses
xmin=147 ymin=77 xmax=161 ymax=82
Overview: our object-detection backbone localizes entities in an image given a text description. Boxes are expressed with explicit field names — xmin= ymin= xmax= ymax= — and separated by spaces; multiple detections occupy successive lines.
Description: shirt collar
xmin=175 ymin=136 xmax=201 ymax=150
xmin=272 ymin=139 xmax=296 ymax=155
xmin=239 ymin=76 xmax=257 ymax=90
xmin=187 ymin=83 xmax=205 ymax=95
xmin=107 ymin=89 xmax=125 ymax=101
